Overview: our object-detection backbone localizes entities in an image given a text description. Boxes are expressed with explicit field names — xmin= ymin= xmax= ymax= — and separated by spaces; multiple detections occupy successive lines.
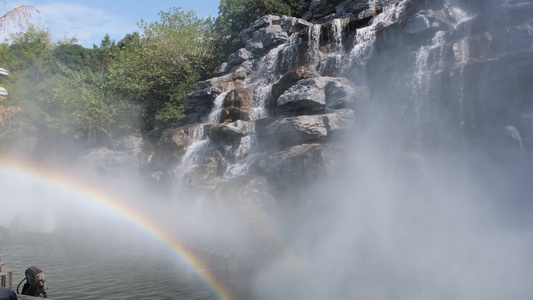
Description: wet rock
xmin=184 ymin=77 xmax=237 ymax=124
xmin=205 ymin=120 xmax=255 ymax=143
xmin=220 ymin=107 xmax=250 ymax=123
xmin=223 ymin=88 xmax=254 ymax=109
xmin=160 ymin=124 xmax=203 ymax=150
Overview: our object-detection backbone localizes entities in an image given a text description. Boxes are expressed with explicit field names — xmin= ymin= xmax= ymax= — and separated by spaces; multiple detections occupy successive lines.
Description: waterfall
xmin=410 ymin=30 xmax=446 ymax=149
xmin=250 ymin=84 xmax=272 ymax=120
xmin=330 ymin=18 xmax=347 ymax=73
xmin=175 ymin=125 xmax=209 ymax=181
xmin=207 ymin=91 xmax=230 ymax=124
xmin=282 ymin=33 xmax=299 ymax=72
xmin=342 ymin=1 xmax=409 ymax=82
xmin=447 ymin=1 xmax=473 ymax=133
xmin=176 ymin=90 xmax=230 ymax=183
xmin=224 ymin=135 xmax=259 ymax=179
xmin=307 ymin=24 xmax=322 ymax=72
xmin=332 ymin=18 xmax=345 ymax=53
xmin=258 ymin=44 xmax=285 ymax=78
xmin=453 ymin=38 xmax=469 ymax=129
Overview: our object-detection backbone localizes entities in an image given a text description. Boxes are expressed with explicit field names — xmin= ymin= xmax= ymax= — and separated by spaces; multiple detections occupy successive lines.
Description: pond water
xmin=0 ymin=231 xmax=218 ymax=300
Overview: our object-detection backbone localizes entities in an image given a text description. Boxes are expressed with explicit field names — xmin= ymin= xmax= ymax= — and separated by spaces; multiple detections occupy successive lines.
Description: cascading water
xmin=281 ymin=33 xmax=300 ymax=73
xmin=447 ymin=1 xmax=474 ymax=134
xmin=223 ymin=135 xmax=259 ymax=179
xmin=342 ymin=1 xmax=408 ymax=82
xmin=259 ymin=43 xmax=285 ymax=78
xmin=332 ymin=18 xmax=345 ymax=53
xmin=307 ymin=24 xmax=322 ymax=72
xmin=207 ymin=91 xmax=230 ymax=124
xmin=175 ymin=125 xmax=209 ymax=181
xmin=407 ymin=1 xmax=473 ymax=149
xmin=250 ymin=84 xmax=272 ymax=120
xmin=409 ymin=30 xmax=446 ymax=149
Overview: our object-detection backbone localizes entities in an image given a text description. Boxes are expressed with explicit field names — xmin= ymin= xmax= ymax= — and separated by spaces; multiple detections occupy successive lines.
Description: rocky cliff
xmin=144 ymin=0 xmax=533 ymax=209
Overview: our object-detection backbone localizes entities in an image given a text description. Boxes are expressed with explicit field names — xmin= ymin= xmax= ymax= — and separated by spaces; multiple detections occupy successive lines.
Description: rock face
xmin=144 ymin=0 xmax=533 ymax=205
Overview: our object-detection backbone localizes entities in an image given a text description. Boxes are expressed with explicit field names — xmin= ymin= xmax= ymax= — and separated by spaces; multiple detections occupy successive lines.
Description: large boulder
xmin=241 ymin=15 xmax=313 ymax=56
xmin=242 ymin=20 xmax=289 ymax=56
xmin=270 ymin=66 xmax=318 ymax=111
xmin=276 ymin=77 xmax=358 ymax=115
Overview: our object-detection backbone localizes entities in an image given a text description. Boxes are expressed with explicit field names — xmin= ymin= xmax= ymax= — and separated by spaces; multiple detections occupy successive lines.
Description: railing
xmin=0 ymin=267 xmax=13 ymax=289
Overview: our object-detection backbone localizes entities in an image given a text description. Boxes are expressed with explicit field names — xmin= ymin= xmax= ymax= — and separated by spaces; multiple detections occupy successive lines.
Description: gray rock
xmin=246 ymin=25 xmax=289 ymax=56
xmin=277 ymin=77 xmax=358 ymax=115
xmin=228 ymin=48 xmax=253 ymax=67
xmin=270 ymin=66 xmax=318 ymax=109
xmin=212 ymin=62 xmax=229 ymax=77
xmin=279 ymin=16 xmax=314 ymax=33
xmin=277 ymin=78 xmax=329 ymax=115
xmin=335 ymin=0 xmax=371 ymax=18
xmin=303 ymin=0 xmax=346 ymax=23
xmin=324 ymin=78 xmax=359 ymax=109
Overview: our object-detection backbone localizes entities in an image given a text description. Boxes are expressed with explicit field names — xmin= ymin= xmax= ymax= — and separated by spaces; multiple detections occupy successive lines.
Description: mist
xmin=251 ymin=125 xmax=533 ymax=299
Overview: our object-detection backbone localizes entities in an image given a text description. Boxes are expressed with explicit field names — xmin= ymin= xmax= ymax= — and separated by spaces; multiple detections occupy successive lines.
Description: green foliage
xmin=40 ymin=61 xmax=137 ymax=142
xmin=52 ymin=43 xmax=98 ymax=72
xmin=110 ymin=7 xmax=217 ymax=130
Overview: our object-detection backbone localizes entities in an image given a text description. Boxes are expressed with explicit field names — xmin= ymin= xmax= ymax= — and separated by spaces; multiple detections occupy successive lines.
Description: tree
xmin=110 ymin=7 xmax=217 ymax=131
xmin=0 ymin=25 xmax=51 ymax=151
xmin=0 ymin=1 xmax=39 ymax=32
xmin=0 ymin=2 xmax=39 ymax=148
xmin=40 ymin=61 xmax=138 ymax=144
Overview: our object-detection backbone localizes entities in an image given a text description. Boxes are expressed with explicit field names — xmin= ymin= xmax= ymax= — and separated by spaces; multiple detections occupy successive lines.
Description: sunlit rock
xmin=270 ymin=66 xmax=318 ymax=110
xmin=277 ymin=77 xmax=358 ymax=115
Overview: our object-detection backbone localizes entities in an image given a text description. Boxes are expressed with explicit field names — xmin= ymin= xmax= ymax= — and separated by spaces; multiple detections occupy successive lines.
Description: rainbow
xmin=0 ymin=159 xmax=235 ymax=300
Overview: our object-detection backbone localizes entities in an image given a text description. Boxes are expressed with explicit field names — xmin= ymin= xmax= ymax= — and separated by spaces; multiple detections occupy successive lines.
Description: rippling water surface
xmin=0 ymin=231 xmax=216 ymax=299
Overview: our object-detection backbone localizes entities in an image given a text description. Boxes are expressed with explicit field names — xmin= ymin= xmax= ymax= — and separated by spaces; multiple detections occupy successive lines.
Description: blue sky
xmin=2 ymin=0 xmax=220 ymax=48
